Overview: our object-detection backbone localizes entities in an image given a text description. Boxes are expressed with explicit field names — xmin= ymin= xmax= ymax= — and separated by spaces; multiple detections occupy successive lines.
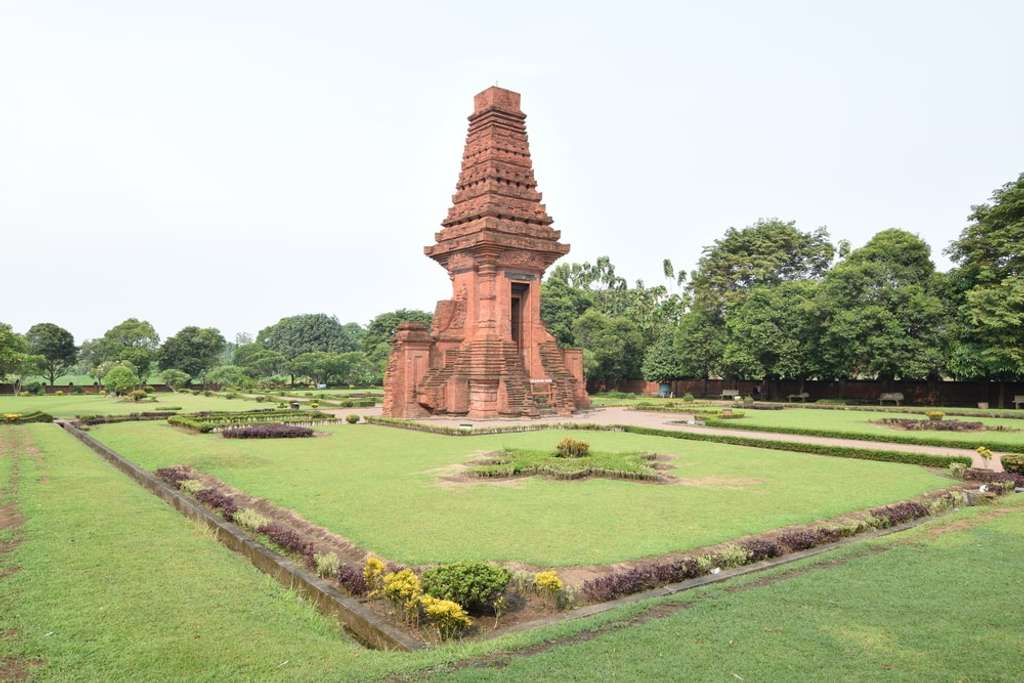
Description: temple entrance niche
xmin=382 ymin=86 xmax=590 ymax=419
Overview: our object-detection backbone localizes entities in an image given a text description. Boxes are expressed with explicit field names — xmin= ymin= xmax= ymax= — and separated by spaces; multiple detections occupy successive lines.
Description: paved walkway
xmin=399 ymin=406 xmax=1004 ymax=471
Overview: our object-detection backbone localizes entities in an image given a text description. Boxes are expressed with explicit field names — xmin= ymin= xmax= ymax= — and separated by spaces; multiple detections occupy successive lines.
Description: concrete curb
xmin=56 ymin=420 xmax=423 ymax=652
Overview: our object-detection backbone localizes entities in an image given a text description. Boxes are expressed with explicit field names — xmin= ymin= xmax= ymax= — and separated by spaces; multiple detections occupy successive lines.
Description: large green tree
xmin=0 ymin=323 xmax=39 ymax=383
xmin=945 ymin=173 xmax=1024 ymax=404
xmin=817 ymin=229 xmax=945 ymax=381
xmin=362 ymin=309 xmax=432 ymax=377
xmin=82 ymin=319 xmax=160 ymax=381
xmin=158 ymin=326 xmax=226 ymax=380
xmin=571 ymin=309 xmax=645 ymax=386
xmin=721 ymin=281 xmax=821 ymax=395
xmin=688 ymin=219 xmax=834 ymax=317
xmin=25 ymin=322 xmax=77 ymax=385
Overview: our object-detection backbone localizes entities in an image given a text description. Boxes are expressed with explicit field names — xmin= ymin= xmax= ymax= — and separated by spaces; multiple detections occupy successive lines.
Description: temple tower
xmin=383 ymin=86 xmax=589 ymax=419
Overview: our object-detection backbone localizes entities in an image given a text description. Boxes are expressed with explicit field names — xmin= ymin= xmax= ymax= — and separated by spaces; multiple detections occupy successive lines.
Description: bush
xmin=346 ymin=414 xmax=360 ymax=424
xmin=364 ymin=555 xmax=387 ymax=594
xmin=1 ymin=411 xmax=54 ymax=425
xmin=54 ymin=390 xmax=64 ymax=396
xmin=421 ymin=561 xmax=511 ymax=613
xmin=221 ymin=424 xmax=314 ymax=439
xmin=314 ymin=551 xmax=341 ymax=578
xmin=1002 ymin=454 xmax=1024 ymax=475
xmin=868 ymin=501 xmax=929 ymax=528
xmin=555 ymin=438 xmax=590 ymax=458
xmin=777 ymin=528 xmax=825 ymax=552
xmin=338 ymin=564 xmax=369 ymax=596
xmin=420 ymin=595 xmax=472 ymax=639
xmin=949 ymin=462 xmax=967 ymax=479
xmin=179 ymin=479 xmax=206 ymax=495
xmin=155 ymin=467 xmax=191 ymax=486
xmin=682 ymin=393 xmax=695 ymax=402
xmin=381 ymin=569 xmax=423 ymax=622
xmin=129 ymin=389 xmax=147 ymax=402
xmin=927 ymin=410 xmax=945 ymax=421
xmin=233 ymin=508 xmax=270 ymax=531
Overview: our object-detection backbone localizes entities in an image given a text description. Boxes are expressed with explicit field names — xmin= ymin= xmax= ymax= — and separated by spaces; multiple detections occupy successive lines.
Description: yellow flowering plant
xmin=419 ymin=595 xmax=472 ymax=640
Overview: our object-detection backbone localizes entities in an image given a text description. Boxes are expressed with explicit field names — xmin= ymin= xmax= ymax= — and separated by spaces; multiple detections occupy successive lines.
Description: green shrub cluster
xmin=421 ymin=561 xmax=511 ymax=613
xmin=555 ymin=437 xmax=590 ymax=457
xmin=168 ymin=409 xmax=334 ymax=433
xmin=1001 ymin=454 xmax=1024 ymax=475
xmin=1 ymin=411 xmax=54 ymax=425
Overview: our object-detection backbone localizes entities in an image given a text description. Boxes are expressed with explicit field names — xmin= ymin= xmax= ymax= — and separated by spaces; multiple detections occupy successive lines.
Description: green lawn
xmin=90 ymin=422 xmax=950 ymax=566
xmin=706 ymin=407 xmax=1024 ymax=451
xmin=2 ymin=424 xmax=1021 ymax=681
xmin=0 ymin=392 xmax=267 ymax=418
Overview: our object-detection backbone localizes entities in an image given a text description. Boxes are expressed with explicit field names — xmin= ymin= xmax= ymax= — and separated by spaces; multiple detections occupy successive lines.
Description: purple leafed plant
xmin=777 ymin=528 xmax=833 ymax=551
xmin=261 ymin=522 xmax=315 ymax=558
xmin=194 ymin=488 xmax=238 ymax=520
xmin=869 ymin=501 xmax=929 ymax=527
xmin=222 ymin=423 xmax=315 ymax=439
xmin=740 ymin=538 xmax=783 ymax=562
xmin=964 ymin=469 xmax=1024 ymax=487
xmin=337 ymin=564 xmax=368 ymax=596
xmin=155 ymin=467 xmax=191 ymax=485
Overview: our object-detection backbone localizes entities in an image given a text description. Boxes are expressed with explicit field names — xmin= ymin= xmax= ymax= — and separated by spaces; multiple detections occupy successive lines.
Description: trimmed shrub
xmin=364 ymin=555 xmax=387 ymax=594
xmin=777 ymin=528 xmax=826 ymax=551
xmin=1002 ymin=454 xmax=1024 ymax=475
xmin=963 ymin=468 xmax=1024 ymax=488
xmin=949 ymin=462 xmax=967 ymax=479
xmin=927 ymin=410 xmax=945 ymax=421
xmin=421 ymin=561 xmax=511 ymax=613
xmin=1 ymin=411 xmax=54 ymax=425
xmin=338 ymin=564 xmax=369 ymax=596
xmin=222 ymin=423 xmax=314 ymax=439
xmin=555 ymin=438 xmax=590 ymax=458
xmin=346 ymin=414 xmax=360 ymax=424
xmin=233 ymin=508 xmax=270 ymax=531
xmin=179 ymin=479 xmax=206 ymax=495
xmin=155 ymin=467 xmax=191 ymax=486
xmin=682 ymin=393 xmax=695 ymax=402
xmin=314 ymin=551 xmax=341 ymax=578
xmin=381 ymin=569 xmax=423 ymax=622
xmin=420 ymin=595 xmax=472 ymax=639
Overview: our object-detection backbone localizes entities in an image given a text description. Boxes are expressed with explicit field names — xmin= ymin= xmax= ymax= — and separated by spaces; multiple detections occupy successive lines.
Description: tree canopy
xmin=158 ymin=326 xmax=226 ymax=379
xmin=25 ymin=322 xmax=77 ymax=385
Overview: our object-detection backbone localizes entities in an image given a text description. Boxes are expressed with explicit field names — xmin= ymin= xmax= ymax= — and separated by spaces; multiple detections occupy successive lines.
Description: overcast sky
xmin=3 ymin=0 xmax=1022 ymax=343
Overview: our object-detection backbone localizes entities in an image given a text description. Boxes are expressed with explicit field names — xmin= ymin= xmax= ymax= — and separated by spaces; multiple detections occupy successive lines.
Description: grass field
xmin=0 ymin=393 xmax=267 ymax=418
xmin=708 ymin=407 xmax=1024 ymax=450
xmin=90 ymin=422 xmax=950 ymax=566
xmin=2 ymin=424 xmax=1021 ymax=681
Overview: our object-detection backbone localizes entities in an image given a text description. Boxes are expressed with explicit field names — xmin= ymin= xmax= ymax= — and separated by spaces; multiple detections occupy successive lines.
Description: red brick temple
xmin=383 ymin=86 xmax=590 ymax=419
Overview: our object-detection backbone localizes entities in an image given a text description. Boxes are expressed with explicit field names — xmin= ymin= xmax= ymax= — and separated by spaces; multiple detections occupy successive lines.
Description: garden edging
xmin=54 ymin=420 xmax=423 ymax=652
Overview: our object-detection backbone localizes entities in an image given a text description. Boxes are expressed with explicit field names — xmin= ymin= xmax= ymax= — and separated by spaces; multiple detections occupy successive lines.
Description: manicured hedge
xmin=365 ymin=417 xmax=972 ymax=468
xmin=222 ymin=423 xmax=314 ymax=439
xmin=168 ymin=409 xmax=335 ymax=433
xmin=78 ymin=411 xmax=181 ymax=425
xmin=700 ymin=416 xmax=1024 ymax=454
xmin=1 ymin=411 xmax=54 ymax=425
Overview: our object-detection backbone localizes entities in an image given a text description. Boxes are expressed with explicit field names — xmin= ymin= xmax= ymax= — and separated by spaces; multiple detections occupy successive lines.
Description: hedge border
xmin=699 ymin=416 xmax=1024 ymax=454
xmin=364 ymin=417 xmax=972 ymax=468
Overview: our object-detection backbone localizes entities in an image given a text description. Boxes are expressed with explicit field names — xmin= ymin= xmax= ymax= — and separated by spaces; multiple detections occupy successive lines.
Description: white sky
xmin=2 ymin=0 xmax=1022 ymax=342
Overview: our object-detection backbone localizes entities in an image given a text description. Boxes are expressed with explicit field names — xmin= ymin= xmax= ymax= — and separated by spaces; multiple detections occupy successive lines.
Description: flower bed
xmin=2 ymin=411 xmax=54 ymax=425
xmin=469 ymin=448 xmax=666 ymax=482
xmin=168 ymin=408 xmax=335 ymax=433
xmin=875 ymin=417 xmax=992 ymax=432
xmin=222 ymin=423 xmax=314 ymax=439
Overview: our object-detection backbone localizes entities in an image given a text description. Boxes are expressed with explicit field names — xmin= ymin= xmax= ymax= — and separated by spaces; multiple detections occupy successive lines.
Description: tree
xmin=641 ymin=332 xmax=685 ymax=383
xmin=158 ymin=326 xmax=226 ymax=380
xmin=362 ymin=309 xmax=432 ymax=378
xmin=160 ymin=369 xmax=191 ymax=391
xmin=83 ymin=319 xmax=160 ymax=381
xmin=688 ymin=219 xmax=834 ymax=317
xmin=0 ymin=323 xmax=39 ymax=384
xmin=234 ymin=343 xmax=287 ymax=378
xmin=204 ymin=365 xmax=251 ymax=389
xmin=25 ymin=323 xmax=77 ymax=385
xmin=571 ymin=309 xmax=644 ymax=387
xmin=102 ymin=364 xmax=140 ymax=395
xmin=817 ymin=229 xmax=945 ymax=381
xmin=944 ymin=174 xmax=1024 ymax=405
xmin=666 ymin=307 xmax=726 ymax=396
xmin=720 ymin=281 xmax=821 ymax=396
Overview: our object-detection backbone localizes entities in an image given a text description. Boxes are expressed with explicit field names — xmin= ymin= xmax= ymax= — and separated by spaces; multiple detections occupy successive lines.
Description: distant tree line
xmin=2 ymin=173 xmax=1020 ymax=403
xmin=544 ymin=173 xmax=1024 ymax=406
xmin=0 ymin=309 xmax=432 ymax=393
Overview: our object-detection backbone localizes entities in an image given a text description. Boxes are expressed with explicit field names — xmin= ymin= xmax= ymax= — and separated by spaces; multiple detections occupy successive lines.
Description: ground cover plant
xmin=222 ymin=423 xmax=315 ymax=439
xmin=3 ymin=423 xmax=1023 ymax=680
xmin=89 ymin=421 xmax=952 ymax=566
xmin=0 ymin=392 xmax=267 ymax=418
xmin=699 ymin=406 xmax=1024 ymax=452
xmin=469 ymin=447 xmax=664 ymax=481
xmin=167 ymin=408 xmax=334 ymax=432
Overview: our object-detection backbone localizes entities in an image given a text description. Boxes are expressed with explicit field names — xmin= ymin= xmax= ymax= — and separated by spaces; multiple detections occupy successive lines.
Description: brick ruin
xmin=383 ymin=86 xmax=590 ymax=418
